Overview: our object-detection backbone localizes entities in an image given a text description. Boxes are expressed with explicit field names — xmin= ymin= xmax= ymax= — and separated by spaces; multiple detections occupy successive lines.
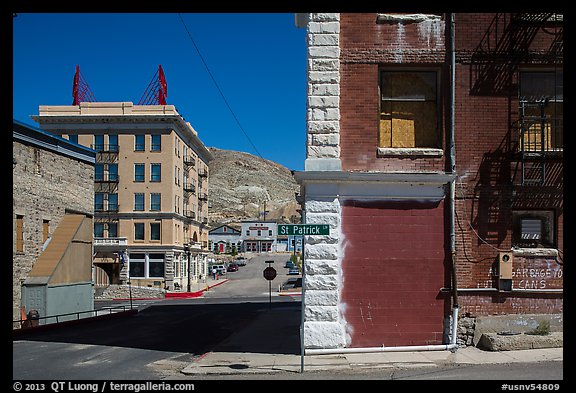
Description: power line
xmin=176 ymin=13 xmax=265 ymax=161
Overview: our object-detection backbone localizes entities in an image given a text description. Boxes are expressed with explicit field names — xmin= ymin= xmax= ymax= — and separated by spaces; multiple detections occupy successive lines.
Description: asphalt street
xmin=13 ymin=253 xmax=301 ymax=380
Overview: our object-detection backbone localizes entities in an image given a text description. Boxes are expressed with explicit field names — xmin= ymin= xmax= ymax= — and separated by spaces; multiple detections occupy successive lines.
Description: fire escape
xmin=470 ymin=13 xmax=563 ymax=185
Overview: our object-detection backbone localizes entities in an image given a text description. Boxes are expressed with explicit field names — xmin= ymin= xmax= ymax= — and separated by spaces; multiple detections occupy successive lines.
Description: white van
xmin=211 ymin=265 xmax=226 ymax=275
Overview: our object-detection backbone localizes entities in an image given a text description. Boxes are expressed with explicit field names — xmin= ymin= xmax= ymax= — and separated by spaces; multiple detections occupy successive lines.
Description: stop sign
xmin=263 ymin=266 xmax=277 ymax=281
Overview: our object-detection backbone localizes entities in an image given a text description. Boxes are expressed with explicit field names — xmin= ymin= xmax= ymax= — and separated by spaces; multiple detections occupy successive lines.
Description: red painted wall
xmin=340 ymin=200 xmax=449 ymax=347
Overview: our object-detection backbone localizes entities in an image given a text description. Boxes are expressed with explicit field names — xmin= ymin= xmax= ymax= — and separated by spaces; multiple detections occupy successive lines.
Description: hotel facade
xmin=33 ymin=102 xmax=213 ymax=291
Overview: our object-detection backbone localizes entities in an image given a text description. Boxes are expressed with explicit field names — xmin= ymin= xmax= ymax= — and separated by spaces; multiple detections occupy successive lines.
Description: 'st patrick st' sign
xmin=277 ymin=224 xmax=330 ymax=236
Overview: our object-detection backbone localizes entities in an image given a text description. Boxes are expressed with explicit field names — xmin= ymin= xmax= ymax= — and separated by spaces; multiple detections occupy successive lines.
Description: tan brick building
xmin=32 ymin=102 xmax=213 ymax=291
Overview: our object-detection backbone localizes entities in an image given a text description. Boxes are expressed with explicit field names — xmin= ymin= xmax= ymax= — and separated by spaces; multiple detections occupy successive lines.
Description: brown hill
xmin=207 ymin=147 xmax=301 ymax=225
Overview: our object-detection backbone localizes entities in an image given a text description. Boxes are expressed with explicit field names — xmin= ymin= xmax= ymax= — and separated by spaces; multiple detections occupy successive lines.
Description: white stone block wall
xmin=303 ymin=197 xmax=348 ymax=349
xmin=305 ymin=13 xmax=341 ymax=171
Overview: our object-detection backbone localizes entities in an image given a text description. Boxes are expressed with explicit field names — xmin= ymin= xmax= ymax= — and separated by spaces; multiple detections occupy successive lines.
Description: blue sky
xmin=12 ymin=13 xmax=307 ymax=171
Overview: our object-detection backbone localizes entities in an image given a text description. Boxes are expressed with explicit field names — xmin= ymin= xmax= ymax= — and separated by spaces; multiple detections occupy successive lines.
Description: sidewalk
xmin=182 ymin=346 xmax=563 ymax=375
xmin=182 ymin=306 xmax=563 ymax=376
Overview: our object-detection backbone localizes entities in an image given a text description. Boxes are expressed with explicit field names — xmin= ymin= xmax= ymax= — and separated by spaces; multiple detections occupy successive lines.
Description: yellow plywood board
xmin=379 ymin=101 xmax=437 ymax=148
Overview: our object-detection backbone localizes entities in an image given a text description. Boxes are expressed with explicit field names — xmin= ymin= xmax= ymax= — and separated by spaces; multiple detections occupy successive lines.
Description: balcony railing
xmin=95 ymin=204 xmax=119 ymax=212
xmin=94 ymin=237 xmax=128 ymax=247
xmin=183 ymin=155 xmax=196 ymax=167
xmin=183 ymin=182 xmax=196 ymax=193
xmin=198 ymin=192 xmax=208 ymax=201
xmin=95 ymin=174 xmax=119 ymax=183
xmin=91 ymin=144 xmax=119 ymax=153
xmin=184 ymin=210 xmax=196 ymax=219
xmin=198 ymin=168 xmax=208 ymax=178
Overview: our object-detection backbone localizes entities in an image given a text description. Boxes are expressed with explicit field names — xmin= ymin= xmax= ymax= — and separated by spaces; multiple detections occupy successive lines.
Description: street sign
xmin=263 ymin=266 xmax=277 ymax=281
xmin=277 ymin=224 xmax=330 ymax=236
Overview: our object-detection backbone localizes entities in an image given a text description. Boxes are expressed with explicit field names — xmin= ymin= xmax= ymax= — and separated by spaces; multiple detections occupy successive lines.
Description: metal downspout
xmin=448 ymin=12 xmax=459 ymax=347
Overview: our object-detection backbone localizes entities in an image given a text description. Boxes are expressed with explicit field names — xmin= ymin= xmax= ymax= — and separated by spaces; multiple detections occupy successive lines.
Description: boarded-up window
xmin=379 ymin=71 xmax=439 ymax=148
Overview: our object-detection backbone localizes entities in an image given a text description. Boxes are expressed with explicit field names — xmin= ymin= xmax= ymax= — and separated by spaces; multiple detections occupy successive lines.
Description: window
xmin=512 ymin=210 xmax=555 ymax=248
xmin=148 ymin=253 xmax=165 ymax=277
xmin=269 ymin=230 xmax=273 ymax=236
xmin=134 ymin=193 xmax=145 ymax=211
xmin=129 ymin=253 xmax=145 ymax=278
xmin=108 ymin=134 xmax=118 ymax=152
xmin=134 ymin=223 xmax=145 ymax=241
xmin=94 ymin=135 xmax=104 ymax=151
xmin=135 ymin=134 xmax=145 ymax=151
xmin=257 ymin=230 xmax=262 ymax=237
xmin=108 ymin=222 xmax=118 ymax=237
xmin=94 ymin=223 xmax=105 ymax=237
xmin=43 ymin=220 xmax=50 ymax=243
xmin=150 ymin=193 xmax=161 ymax=211
xmin=95 ymin=164 xmax=104 ymax=181
xmin=16 ymin=215 xmax=24 ymax=252
xmin=108 ymin=193 xmax=118 ymax=211
xmin=519 ymin=70 xmax=563 ymax=152
xmin=109 ymin=164 xmax=118 ymax=182
xmin=151 ymin=134 xmax=161 ymax=151
xmin=150 ymin=222 xmax=161 ymax=241
xmin=68 ymin=134 xmax=78 ymax=144
xmin=151 ymin=163 xmax=161 ymax=182
xmin=95 ymin=193 xmax=105 ymax=211
xmin=379 ymin=70 xmax=439 ymax=149
xmin=134 ymin=164 xmax=145 ymax=182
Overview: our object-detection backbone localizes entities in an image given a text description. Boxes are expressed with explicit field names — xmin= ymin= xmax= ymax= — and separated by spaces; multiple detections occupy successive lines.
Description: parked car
xmin=235 ymin=257 xmax=247 ymax=266
xmin=288 ymin=268 xmax=300 ymax=275
xmin=280 ymin=277 xmax=302 ymax=291
xmin=284 ymin=261 xmax=295 ymax=269
xmin=210 ymin=265 xmax=226 ymax=275
xmin=227 ymin=263 xmax=239 ymax=272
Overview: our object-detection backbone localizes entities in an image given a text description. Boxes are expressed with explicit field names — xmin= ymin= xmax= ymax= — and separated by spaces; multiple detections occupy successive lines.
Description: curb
xmin=165 ymin=279 xmax=230 ymax=299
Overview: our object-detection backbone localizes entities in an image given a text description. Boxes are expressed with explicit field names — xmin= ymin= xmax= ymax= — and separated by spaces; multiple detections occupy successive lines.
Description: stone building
xmin=13 ymin=119 xmax=96 ymax=326
xmin=295 ymin=13 xmax=562 ymax=350
xmin=32 ymin=102 xmax=213 ymax=291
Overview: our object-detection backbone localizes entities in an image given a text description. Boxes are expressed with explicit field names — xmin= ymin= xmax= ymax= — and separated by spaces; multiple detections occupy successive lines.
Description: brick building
xmin=295 ymin=13 xmax=562 ymax=350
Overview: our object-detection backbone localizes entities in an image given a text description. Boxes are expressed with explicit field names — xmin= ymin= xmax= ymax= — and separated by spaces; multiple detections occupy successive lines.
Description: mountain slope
xmin=207 ymin=147 xmax=301 ymax=224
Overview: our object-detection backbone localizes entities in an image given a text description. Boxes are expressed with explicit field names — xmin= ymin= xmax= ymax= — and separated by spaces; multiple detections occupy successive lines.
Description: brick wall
xmin=339 ymin=13 xmax=448 ymax=172
xmin=451 ymin=13 xmax=563 ymax=315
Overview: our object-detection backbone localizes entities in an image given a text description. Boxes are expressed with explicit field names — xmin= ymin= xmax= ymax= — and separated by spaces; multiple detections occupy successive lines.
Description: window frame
xmin=150 ymin=163 xmax=161 ymax=182
xmin=512 ymin=210 xmax=556 ymax=249
xmin=150 ymin=222 xmax=161 ymax=241
xmin=134 ymin=163 xmax=145 ymax=182
xmin=134 ymin=134 xmax=145 ymax=151
xmin=151 ymin=134 xmax=161 ymax=152
xmin=377 ymin=67 xmax=443 ymax=156
xmin=134 ymin=223 xmax=145 ymax=241
xmin=150 ymin=193 xmax=161 ymax=211
xmin=134 ymin=193 xmax=145 ymax=211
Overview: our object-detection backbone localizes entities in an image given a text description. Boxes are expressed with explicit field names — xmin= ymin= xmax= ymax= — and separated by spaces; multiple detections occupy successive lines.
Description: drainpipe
xmin=448 ymin=12 xmax=459 ymax=347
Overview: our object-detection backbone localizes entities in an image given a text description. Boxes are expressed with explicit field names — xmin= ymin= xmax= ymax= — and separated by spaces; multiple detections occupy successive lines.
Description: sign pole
xmin=300 ymin=234 xmax=305 ymax=373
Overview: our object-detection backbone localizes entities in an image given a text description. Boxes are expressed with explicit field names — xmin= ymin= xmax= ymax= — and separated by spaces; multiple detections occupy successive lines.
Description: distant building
xmin=13 ymin=120 xmax=96 ymax=326
xmin=239 ymin=220 xmax=277 ymax=253
xmin=32 ymin=102 xmax=213 ymax=291
xmin=208 ymin=224 xmax=242 ymax=253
